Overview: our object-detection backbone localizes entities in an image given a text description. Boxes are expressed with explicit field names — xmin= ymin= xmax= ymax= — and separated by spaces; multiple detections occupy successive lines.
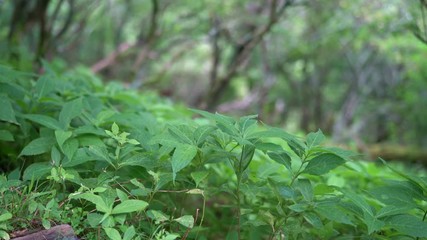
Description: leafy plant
xmin=0 ymin=63 xmax=426 ymax=239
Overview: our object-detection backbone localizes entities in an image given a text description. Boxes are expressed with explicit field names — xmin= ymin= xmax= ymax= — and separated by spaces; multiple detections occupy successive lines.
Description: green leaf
xmin=0 ymin=230 xmax=10 ymax=240
xmin=0 ymin=130 xmax=14 ymax=141
xmin=34 ymin=75 xmax=55 ymax=99
xmin=239 ymin=115 xmax=258 ymax=136
xmin=168 ymin=125 xmax=193 ymax=145
xmin=171 ymin=144 xmax=198 ymax=181
xmin=0 ymin=96 xmax=18 ymax=124
xmin=104 ymin=228 xmax=122 ymax=240
xmin=267 ymin=151 xmax=292 ymax=171
xmin=59 ymin=98 xmax=83 ymax=128
xmin=116 ymin=189 xmax=128 ymax=202
xmin=147 ymin=210 xmax=169 ymax=222
xmin=87 ymin=145 xmax=113 ymax=166
xmin=303 ymin=212 xmax=323 ymax=228
xmin=23 ymin=114 xmax=62 ymax=130
xmin=249 ymin=127 xmax=296 ymax=142
xmin=315 ymin=205 xmax=353 ymax=225
xmin=119 ymin=153 xmax=158 ymax=169
xmin=62 ymin=138 xmax=79 ymax=160
xmin=191 ymin=109 xmax=238 ymax=136
xmin=364 ymin=212 xmax=384 ymax=234
xmin=174 ymin=215 xmax=194 ymax=228
xmin=23 ymin=162 xmax=51 ymax=180
xmin=55 ymin=130 xmax=72 ymax=148
xmin=51 ymin=146 xmax=61 ymax=166
xmin=380 ymin=158 xmax=426 ymax=195
xmin=303 ymin=153 xmax=345 ymax=175
xmin=70 ymin=192 xmax=110 ymax=213
xmin=111 ymin=122 xmax=119 ymax=135
xmin=111 ymin=199 xmax=148 ymax=214
xmin=191 ymin=171 xmax=209 ymax=187
xmin=376 ymin=205 xmax=413 ymax=218
xmin=123 ymin=226 xmax=136 ymax=240
xmin=19 ymin=137 xmax=55 ymax=156
xmin=295 ymin=179 xmax=313 ymax=202
xmin=194 ymin=125 xmax=216 ymax=146
xmin=386 ymin=214 xmax=427 ymax=237
xmin=0 ymin=212 xmax=12 ymax=222
xmin=343 ymin=190 xmax=374 ymax=216
xmin=306 ymin=129 xmax=325 ymax=149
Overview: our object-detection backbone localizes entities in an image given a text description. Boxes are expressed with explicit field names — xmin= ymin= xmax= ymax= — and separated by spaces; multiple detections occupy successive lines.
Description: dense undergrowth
xmin=0 ymin=63 xmax=427 ymax=240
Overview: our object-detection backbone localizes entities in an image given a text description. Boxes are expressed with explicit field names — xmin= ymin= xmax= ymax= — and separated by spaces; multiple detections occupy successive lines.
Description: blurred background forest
xmin=1 ymin=0 xmax=427 ymax=161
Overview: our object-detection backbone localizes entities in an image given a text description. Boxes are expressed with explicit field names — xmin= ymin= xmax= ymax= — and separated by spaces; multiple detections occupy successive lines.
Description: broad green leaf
xmin=386 ymin=214 xmax=427 ymax=237
xmin=240 ymin=144 xmax=256 ymax=172
xmin=116 ymin=189 xmax=128 ymax=202
xmin=267 ymin=151 xmax=292 ymax=171
xmin=168 ymin=125 xmax=193 ymax=145
xmin=191 ymin=109 xmax=238 ymax=136
xmin=59 ymin=98 xmax=83 ymax=128
xmin=62 ymin=148 xmax=95 ymax=167
xmin=343 ymin=190 xmax=374 ymax=216
xmin=364 ymin=212 xmax=384 ymax=234
xmin=255 ymin=142 xmax=283 ymax=152
xmin=306 ymin=129 xmax=325 ymax=149
xmin=19 ymin=137 xmax=55 ymax=156
xmin=104 ymin=228 xmax=122 ymax=240
xmin=147 ymin=210 xmax=169 ymax=222
xmin=161 ymin=234 xmax=180 ymax=240
xmin=70 ymin=192 xmax=110 ymax=213
xmin=111 ymin=122 xmax=119 ymax=135
xmin=51 ymin=146 xmax=61 ymax=166
xmin=303 ymin=153 xmax=345 ymax=175
xmin=101 ymin=215 xmax=115 ymax=228
xmin=0 ymin=130 xmax=14 ymax=141
xmin=78 ymin=135 xmax=105 ymax=147
xmin=87 ymin=145 xmax=113 ymax=166
xmin=123 ymin=226 xmax=136 ymax=240
xmin=62 ymin=138 xmax=79 ymax=160
xmin=315 ymin=205 xmax=353 ymax=225
xmin=380 ymin=158 xmax=426 ymax=195
xmin=119 ymin=153 xmax=158 ymax=169
xmin=268 ymin=179 xmax=295 ymax=200
xmin=376 ymin=205 xmax=413 ymax=218
xmin=369 ymin=181 xmax=422 ymax=207
xmin=194 ymin=125 xmax=216 ymax=146
xmin=0 ymin=212 xmax=12 ymax=222
xmin=55 ymin=130 xmax=72 ymax=148
xmin=248 ymin=127 xmax=296 ymax=142
xmin=95 ymin=110 xmax=116 ymax=126
xmin=111 ymin=199 xmax=148 ymax=214
xmin=23 ymin=162 xmax=51 ymax=180
xmin=87 ymin=213 xmax=103 ymax=227
xmin=23 ymin=114 xmax=62 ymax=130
xmin=171 ymin=144 xmax=198 ymax=181
xmin=295 ymin=179 xmax=313 ymax=202
xmin=288 ymin=203 xmax=309 ymax=212
xmin=0 ymin=230 xmax=9 ymax=240
xmin=34 ymin=75 xmax=55 ymax=99
xmin=239 ymin=115 xmax=258 ymax=137
xmin=303 ymin=212 xmax=323 ymax=228
xmin=191 ymin=171 xmax=209 ymax=187
xmin=174 ymin=215 xmax=194 ymax=228
xmin=288 ymin=139 xmax=305 ymax=157
xmin=0 ymin=96 xmax=18 ymax=124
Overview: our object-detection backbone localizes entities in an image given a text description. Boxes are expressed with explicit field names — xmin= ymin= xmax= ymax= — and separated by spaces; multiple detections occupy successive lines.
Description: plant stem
xmin=236 ymin=174 xmax=241 ymax=240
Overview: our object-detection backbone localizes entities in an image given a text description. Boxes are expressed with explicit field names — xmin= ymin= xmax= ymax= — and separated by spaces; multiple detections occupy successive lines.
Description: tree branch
xmin=202 ymin=0 xmax=294 ymax=110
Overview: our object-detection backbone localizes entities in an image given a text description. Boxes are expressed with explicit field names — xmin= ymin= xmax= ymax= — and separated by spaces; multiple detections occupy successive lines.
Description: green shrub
xmin=0 ymin=63 xmax=426 ymax=239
